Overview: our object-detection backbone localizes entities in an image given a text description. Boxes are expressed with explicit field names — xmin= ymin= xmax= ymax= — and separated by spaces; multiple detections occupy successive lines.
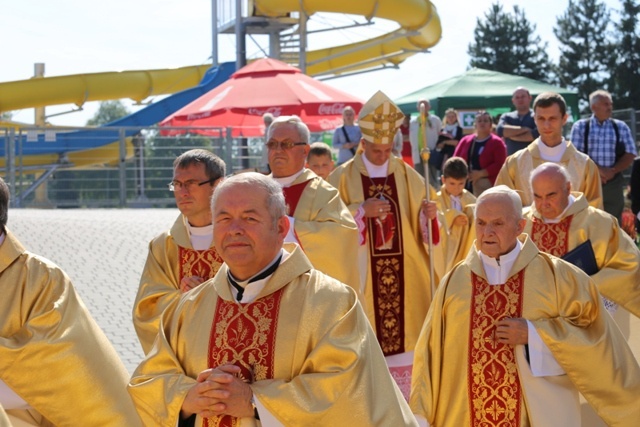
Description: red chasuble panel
xmin=360 ymin=173 xmax=406 ymax=356
xmin=468 ymin=271 xmax=525 ymax=427
xmin=282 ymin=180 xmax=311 ymax=215
xmin=178 ymin=247 xmax=223 ymax=287
xmin=204 ymin=288 xmax=285 ymax=427
xmin=529 ymin=216 xmax=573 ymax=256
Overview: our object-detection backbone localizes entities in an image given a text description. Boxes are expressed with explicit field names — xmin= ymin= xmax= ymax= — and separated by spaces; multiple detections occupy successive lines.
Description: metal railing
xmin=2 ymin=126 xmax=269 ymax=208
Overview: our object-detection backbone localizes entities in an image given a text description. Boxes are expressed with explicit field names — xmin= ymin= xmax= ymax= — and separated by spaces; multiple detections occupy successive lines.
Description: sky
xmin=1 ymin=0 xmax=624 ymax=126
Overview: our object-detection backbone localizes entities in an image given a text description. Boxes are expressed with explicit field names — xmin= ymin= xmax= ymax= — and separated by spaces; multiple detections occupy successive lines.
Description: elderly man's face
xmin=591 ymin=96 xmax=613 ymax=122
xmin=267 ymin=123 xmax=310 ymax=178
xmin=363 ymin=141 xmax=392 ymax=166
xmin=213 ymin=183 xmax=288 ymax=281
xmin=531 ymin=172 xmax=571 ymax=220
xmin=475 ymin=196 xmax=525 ymax=259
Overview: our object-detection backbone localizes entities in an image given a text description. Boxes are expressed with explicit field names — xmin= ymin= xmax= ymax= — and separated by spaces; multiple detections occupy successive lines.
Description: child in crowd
xmin=434 ymin=156 xmax=477 ymax=278
xmin=306 ymin=142 xmax=335 ymax=180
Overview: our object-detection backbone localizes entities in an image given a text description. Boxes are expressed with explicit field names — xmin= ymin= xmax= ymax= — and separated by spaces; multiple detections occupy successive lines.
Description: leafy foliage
xmin=554 ymin=0 xmax=611 ymax=111
xmin=606 ymin=0 xmax=640 ymax=109
xmin=468 ymin=3 xmax=551 ymax=81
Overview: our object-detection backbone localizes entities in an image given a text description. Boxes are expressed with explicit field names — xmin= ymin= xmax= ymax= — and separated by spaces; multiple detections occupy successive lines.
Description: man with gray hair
xmin=570 ymin=89 xmax=637 ymax=223
xmin=129 ymin=172 xmax=417 ymax=426
xmin=133 ymin=148 xmax=226 ymax=353
xmin=411 ymin=184 xmax=640 ymax=427
xmin=266 ymin=114 xmax=359 ymax=291
xmin=523 ymin=162 xmax=640 ymax=318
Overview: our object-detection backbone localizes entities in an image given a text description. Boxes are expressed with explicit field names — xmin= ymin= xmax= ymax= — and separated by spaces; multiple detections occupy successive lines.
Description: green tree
xmin=607 ymin=0 xmax=640 ymax=109
xmin=86 ymin=100 xmax=131 ymax=126
xmin=468 ymin=2 xmax=551 ymax=81
xmin=554 ymin=0 xmax=611 ymax=111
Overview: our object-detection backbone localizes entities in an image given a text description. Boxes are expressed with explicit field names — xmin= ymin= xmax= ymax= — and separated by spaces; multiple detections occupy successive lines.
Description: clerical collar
xmin=542 ymin=194 xmax=576 ymax=223
xmin=186 ymin=222 xmax=213 ymax=250
xmin=272 ymin=169 xmax=305 ymax=187
xmin=361 ymin=154 xmax=389 ymax=178
xmin=227 ymin=250 xmax=284 ymax=303
xmin=537 ymin=137 xmax=567 ymax=162
xmin=478 ymin=239 xmax=523 ymax=285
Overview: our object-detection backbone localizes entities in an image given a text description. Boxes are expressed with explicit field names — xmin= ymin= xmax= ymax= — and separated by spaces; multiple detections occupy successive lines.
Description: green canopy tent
xmin=395 ymin=68 xmax=579 ymax=123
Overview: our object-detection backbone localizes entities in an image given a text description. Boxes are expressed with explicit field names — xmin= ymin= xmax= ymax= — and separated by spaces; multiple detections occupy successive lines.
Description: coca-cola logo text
xmin=318 ymin=103 xmax=346 ymax=115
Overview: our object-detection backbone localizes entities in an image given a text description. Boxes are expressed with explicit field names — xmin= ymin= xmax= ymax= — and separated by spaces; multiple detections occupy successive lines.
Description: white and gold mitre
xmin=358 ymin=90 xmax=405 ymax=145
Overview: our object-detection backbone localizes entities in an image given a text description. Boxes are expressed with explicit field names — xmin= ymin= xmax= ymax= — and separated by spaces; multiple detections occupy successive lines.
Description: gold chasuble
xmin=495 ymin=140 xmax=603 ymax=209
xmin=523 ymin=193 xmax=640 ymax=318
xmin=0 ymin=230 xmax=141 ymax=426
xmin=133 ymin=214 xmax=223 ymax=353
xmin=279 ymin=169 xmax=359 ymax=290
xmin=329 ymin=155 xmax=439 ymax=356
xmin=411 ymin=237 xmax=640 ymax=427
xmin=129 ymin=245 xmax=416 ymax=427
xmin=434 ymin=188 xmax=476 ymax=279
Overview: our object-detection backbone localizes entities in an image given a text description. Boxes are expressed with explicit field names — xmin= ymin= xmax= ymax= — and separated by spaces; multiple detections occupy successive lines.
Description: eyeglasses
xmin=168 ymin=178 xmax=216 ymax=192
xmin=266 ymin=140 xmax=307 ymax=150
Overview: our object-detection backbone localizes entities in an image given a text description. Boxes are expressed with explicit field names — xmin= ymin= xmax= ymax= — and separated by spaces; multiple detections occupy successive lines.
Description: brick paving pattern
xmin=10 ymin=208 xmax=178 ymax=373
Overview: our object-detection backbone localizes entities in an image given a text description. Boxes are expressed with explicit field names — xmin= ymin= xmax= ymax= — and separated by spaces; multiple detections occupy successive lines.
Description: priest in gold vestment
xmin=329 ymin=91 xmax=441 ymax=400
xmin=0 ymin=179 xmax=141 ymax=426
xmin=266 ymin=115 xmax=359 ymax=290
xmin=523 ymin=163 xmax=640 ymax=318
xmin=128 ymin=173 xmax=416 ymax=426
xmin=129 ymin=173 xmax=415 ymax=427
xmin=133 ymin=149 xmax=225 ymax=353
xmin=495 ymin=92 xmax=603 ymax=209
xmin=410 ymin=186 xmax=640 ymax=427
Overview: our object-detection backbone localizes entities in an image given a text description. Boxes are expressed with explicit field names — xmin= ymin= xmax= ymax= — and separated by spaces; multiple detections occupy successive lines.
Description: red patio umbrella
xmin=160 ymin=58 xmax=364 ymax=138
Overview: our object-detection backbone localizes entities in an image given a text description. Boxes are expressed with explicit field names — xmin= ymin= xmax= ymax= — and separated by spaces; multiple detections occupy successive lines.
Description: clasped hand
xmin=181 ymin=364 xmax=254 ymax=420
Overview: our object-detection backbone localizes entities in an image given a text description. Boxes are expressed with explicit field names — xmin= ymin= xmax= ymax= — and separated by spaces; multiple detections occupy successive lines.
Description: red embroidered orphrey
xmin=360 ymin=173 xmax=406 ymax=356
xmin=204 ymin=288 xmax=285 ymax=427
xmin=179 ymin=246 xmax=223 ymax=287
xmin=529 ymin=216 xmax=573 ymax=256
xmin=468 ymin=271 xmax=525 ymax=427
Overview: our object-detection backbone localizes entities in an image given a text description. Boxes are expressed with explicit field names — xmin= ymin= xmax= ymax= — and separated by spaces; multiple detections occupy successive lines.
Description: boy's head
xmin=441 ymin=157 xmax=468 ymax=196
xmin=306 ymin=142 xmax=334 ymax=180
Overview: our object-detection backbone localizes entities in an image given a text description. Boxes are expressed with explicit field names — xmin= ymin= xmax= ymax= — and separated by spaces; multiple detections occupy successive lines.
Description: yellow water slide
xmin=0 ymin=65 xmax=212 ymax=113
xmin=1 ymin=0 xmax=440 ymax=114
xmin=254 ymin=0 xmax=442 ymax=76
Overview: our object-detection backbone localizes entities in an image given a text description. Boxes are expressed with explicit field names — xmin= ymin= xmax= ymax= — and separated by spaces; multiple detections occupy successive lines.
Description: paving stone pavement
xmin=10 ymin=208 xmax=179 ymax=373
